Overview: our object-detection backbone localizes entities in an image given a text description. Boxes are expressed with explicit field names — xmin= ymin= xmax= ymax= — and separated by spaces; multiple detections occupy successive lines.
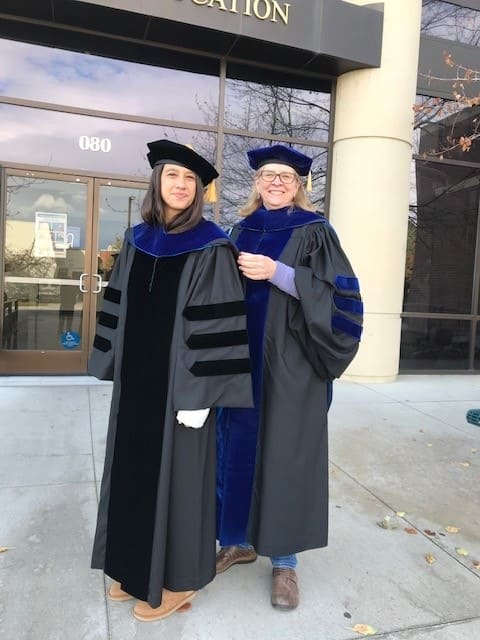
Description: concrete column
xmin=329 ymin=0 xmax=422 ymax=382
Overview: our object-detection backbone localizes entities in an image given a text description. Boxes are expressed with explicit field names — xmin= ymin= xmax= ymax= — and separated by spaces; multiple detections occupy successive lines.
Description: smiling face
xmin=160 ymin=163 xmax=197 ymax=221
xmin=255 ymin=162 xmax=300 ymax=210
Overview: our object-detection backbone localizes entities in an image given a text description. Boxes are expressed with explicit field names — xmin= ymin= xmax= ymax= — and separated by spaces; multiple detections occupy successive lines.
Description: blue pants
xmin=238 ymin=543 xmax=297 ymax=569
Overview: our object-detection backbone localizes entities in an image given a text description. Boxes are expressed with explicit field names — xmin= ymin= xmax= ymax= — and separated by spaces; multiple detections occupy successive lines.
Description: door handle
xmin=79 ymin=272 xmax=89 ymax=293
xmin=92 ymin=273 xmax=103 ymax=294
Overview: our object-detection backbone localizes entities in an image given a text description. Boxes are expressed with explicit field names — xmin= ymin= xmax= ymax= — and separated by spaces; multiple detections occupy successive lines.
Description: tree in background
xmin=416 ymin=0 xmax=480 ymax=159
xmin=414 ymin=55 xmax=480 ymax=160
xmin=405 ymin=2 xmax=480 ymax=330
xmin=195 ymin=79 xmax=330 ymax=228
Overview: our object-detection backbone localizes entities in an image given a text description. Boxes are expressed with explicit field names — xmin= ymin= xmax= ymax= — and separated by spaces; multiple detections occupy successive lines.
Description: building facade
xmin=0 ymin=0 xmax=478 ymax=379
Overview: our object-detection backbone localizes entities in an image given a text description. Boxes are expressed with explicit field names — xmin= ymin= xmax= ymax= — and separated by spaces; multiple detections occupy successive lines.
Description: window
xmin=422 ymin=0 xmax=480 ymax=46
xmin=400 ymin=318 xmax=471 ymax=370
xmin=225 ymin=76 xmax=330 ymax=142
xmin=0 ymin=104 xmax=216 ymax=178
xmin=0 ymin=39 xmax=219 ymax=124
xmin=402 ymin=156 xmax=480 ymax=370
xmin=405 ymin=161 xmax=478 ymax=315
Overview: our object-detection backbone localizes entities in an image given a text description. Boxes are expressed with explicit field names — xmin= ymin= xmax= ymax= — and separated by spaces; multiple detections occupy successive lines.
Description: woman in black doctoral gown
xmin=89 ymin=139 xmax=252 ymax=621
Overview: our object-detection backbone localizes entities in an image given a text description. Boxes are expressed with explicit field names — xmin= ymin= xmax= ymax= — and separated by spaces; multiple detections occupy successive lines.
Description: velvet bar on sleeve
xmin=89 ymin=221 xmax=253 ymax=609
xmin=87 ymin=232 xmax=132 ymax=381
xmin=290 ymin=223 xmax=363 ymax=379
xmin=172 ymin=244 xmax=253 ymax=412
xmin=217 ymin=210 xmax=362 ymax=557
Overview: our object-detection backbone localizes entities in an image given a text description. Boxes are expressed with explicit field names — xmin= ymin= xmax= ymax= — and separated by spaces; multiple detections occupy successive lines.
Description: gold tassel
xmin=306 ymin=171 xmax=313 ymax=193
xmin=204 ymin=179 xmax=217 ymax=204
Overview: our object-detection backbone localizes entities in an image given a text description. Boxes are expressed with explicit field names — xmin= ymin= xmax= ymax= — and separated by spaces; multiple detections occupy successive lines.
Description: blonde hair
xmin=239 ymin=169 xmax=316 ymax=217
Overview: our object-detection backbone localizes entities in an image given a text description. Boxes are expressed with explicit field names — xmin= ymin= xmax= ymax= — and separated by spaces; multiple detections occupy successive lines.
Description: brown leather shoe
xmin=271 ymin=568 xmax=299 ymax=610
xmin=216 ymin=546 xmax=258 ymax=574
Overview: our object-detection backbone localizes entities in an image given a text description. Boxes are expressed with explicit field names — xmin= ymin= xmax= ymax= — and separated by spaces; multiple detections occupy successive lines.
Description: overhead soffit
xmin=0 ymin=0 xmax=383 ymax=85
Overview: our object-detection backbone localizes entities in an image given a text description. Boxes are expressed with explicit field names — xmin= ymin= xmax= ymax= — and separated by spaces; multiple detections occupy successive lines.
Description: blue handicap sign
xmin=60 ymin=331 xmax=81 ymax=349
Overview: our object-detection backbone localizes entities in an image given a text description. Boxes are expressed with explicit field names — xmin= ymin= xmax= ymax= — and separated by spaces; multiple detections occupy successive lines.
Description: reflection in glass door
xmin=0 ymin=170 xmax=148 ymax=374
xmin=88 ymin=180 xmax=146 ymax=347
xmin=1 ymin=170 xmax=92 ymax=373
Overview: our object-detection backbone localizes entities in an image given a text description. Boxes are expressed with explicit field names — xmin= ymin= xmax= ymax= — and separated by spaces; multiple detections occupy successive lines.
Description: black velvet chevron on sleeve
xmin=186 ymin=330 xmax=248 ymax=350
xmin=103 ymin=286 xmax=121 ymax=304
xmin=98 ymin=311 xmax=119 ymax=330
xmin=93 ymin=334 xmax=112 ymax=353
xmin=183 ymin=300 xmax=246 ymax=321
xmin=190 ymin=358 xmax=251 ymax=377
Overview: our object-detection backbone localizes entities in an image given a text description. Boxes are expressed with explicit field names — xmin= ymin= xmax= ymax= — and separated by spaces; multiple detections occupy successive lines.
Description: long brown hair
xmin=239 ymin=169 xmax=316 ymax=217
xmin=141 ymin=164 xmax=204 ymax=233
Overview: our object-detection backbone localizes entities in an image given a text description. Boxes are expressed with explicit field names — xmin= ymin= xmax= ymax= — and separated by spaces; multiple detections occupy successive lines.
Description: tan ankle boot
xmin=133 ymin=589 xmax=196 ymax=621
xmin=108 ymin=581 xmax=134 ymax=602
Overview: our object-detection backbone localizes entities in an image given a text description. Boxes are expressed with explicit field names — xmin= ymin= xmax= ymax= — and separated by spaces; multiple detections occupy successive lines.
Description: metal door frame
xmin=0 ymin=167 xmax=147 ymax=374
xmin=86 ymin=176 xmax=149 ymax=358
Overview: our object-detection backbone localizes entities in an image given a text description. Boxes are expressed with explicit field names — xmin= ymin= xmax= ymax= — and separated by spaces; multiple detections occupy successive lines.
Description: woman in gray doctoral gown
xmin=216 ymin=144 xmax=363 ymax=610
xmin=89 ymin=139 xmax=252 ymax=622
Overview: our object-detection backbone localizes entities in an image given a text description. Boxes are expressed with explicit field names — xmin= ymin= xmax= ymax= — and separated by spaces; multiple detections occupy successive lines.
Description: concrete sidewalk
xmin=0 ymin=375 xmax=479 ymax=640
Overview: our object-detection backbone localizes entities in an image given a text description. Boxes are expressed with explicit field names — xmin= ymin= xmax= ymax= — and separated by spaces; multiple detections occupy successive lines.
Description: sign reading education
xmin=190 ymin=0 xmax=291 ymax=25
xmin=75 ymin=1 xmax=382 ymax=73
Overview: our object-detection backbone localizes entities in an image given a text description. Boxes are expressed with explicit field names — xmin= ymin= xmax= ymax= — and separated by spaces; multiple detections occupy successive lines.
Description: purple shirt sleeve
xmin=269 ymin=261 xmax=299 ymax=299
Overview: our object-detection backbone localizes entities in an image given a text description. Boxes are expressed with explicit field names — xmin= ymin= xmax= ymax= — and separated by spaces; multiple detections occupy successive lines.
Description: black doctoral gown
xmin=217 ymin=207 xmax=363 ymax=557
xmin=89 ymin=219 xmax=252 ymax=607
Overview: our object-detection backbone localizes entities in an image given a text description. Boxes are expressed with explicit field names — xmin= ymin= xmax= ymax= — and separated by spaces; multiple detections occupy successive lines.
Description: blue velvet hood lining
xmin=238 ymin=206 xmax=325 ymax=232
xmin=217 ymin=207 xmax=321 ymax=546
xmin=130 ymin=219 xmax=230 ymax=257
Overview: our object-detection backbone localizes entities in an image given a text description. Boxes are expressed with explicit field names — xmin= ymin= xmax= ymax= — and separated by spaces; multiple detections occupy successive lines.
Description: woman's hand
xmin=238 ymin=252 xmax=277 ymax=281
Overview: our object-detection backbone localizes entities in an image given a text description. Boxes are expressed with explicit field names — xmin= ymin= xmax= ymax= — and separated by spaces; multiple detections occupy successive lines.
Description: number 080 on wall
xmin=79 ymin=136 xmax=112 ymax=153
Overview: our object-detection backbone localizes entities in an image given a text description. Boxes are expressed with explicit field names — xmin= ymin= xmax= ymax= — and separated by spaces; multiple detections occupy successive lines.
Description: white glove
xmin=176 ymin=408 xmax=210 ymax=429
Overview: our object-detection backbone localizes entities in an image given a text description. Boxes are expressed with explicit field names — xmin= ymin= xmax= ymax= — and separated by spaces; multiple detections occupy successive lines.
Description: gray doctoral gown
xmin=217 ymin=208 xmax=363 ymax=557
xmin=90 ymin=221 xmax=252 ymax=607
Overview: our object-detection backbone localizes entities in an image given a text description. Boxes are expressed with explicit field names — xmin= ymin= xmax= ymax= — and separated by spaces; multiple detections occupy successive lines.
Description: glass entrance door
xmin=87 ymin=180 xmax=146 ymax=347
xmin=0 ymin=170 xmax=147 ymax=374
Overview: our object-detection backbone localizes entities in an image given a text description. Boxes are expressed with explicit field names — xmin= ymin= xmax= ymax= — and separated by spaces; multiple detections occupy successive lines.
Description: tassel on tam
xmin=306 ymin=171 xmax=312 ymax=193
xmin=204 ymin=179 xmax=217 ymax=204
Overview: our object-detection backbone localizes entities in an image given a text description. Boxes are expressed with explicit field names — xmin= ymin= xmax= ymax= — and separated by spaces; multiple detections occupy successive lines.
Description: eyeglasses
xmin=259 ymin=170 xmax=297 ymax=185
